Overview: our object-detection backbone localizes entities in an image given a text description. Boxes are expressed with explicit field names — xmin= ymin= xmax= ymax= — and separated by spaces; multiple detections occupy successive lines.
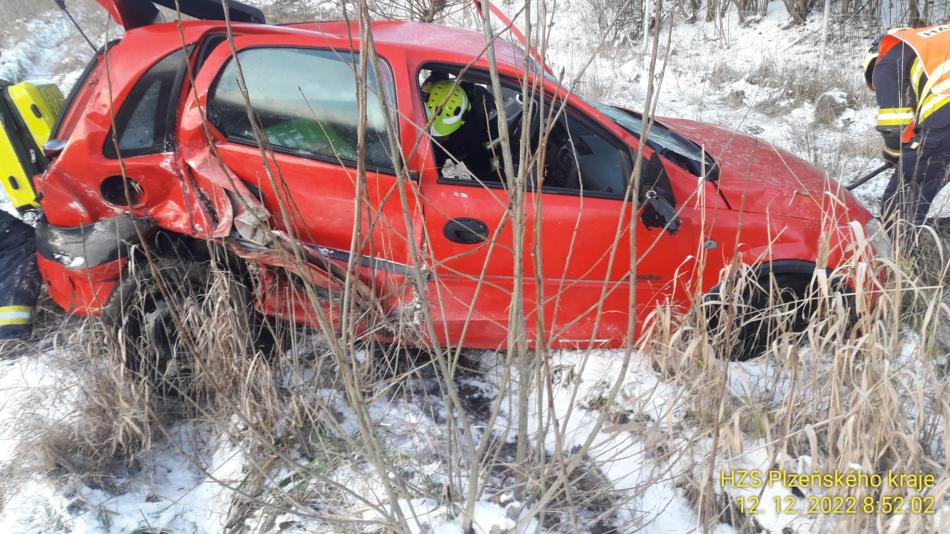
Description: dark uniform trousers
xmin=0 ymin=210 xmax=38 ymax=340
xmin=882 ymin=127 xmax=950 ymax=226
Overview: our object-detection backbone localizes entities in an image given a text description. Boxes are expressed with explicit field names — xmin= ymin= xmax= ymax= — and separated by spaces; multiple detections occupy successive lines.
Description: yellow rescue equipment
xmin=0 ymin=80 xmax=64 ymax=212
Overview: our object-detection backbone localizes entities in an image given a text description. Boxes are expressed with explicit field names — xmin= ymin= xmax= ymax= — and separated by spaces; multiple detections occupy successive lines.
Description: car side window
xmin=420 ymin=67 xmax=629 ymax=197
xmin=104 ymin=47 xmax=189 ymax=159
xmin=543 ymin=109 xmax=630 ymax=195
xmin=208 ymin=47 xmax=396 ymax=170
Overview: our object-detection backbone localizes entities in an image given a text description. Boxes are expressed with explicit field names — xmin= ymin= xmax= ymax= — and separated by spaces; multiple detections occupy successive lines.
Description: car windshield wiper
xmin=655 ymin=146 xmax=720 ymax=181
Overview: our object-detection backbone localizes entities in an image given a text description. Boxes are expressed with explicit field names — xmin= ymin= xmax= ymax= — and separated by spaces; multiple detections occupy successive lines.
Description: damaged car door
xmin=417 ymin=71 xmax=704 ymax=349
xmin=180 ymin=35 xmax=420 ymax=326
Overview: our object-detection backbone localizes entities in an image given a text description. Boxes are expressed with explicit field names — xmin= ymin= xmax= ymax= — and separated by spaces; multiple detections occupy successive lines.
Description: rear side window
xmin=104 ymin=48 xmax=190 ymax=159
xmin=207 ymin=47 xmax=396 ymax=170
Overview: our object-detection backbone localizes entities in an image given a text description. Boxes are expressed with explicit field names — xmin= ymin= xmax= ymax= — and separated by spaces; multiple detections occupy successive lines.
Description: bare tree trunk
xmin=706 ymin=0 xmax=719 ymax=22
xmin=643 ymin=0 xmax=651 ymax=53
xmin=736 ymin=0 xmax=762 ymax=20
xmin=421 ymin=0 xmax=448 ymax=22
xmin=908 ymin=0 xmax=922 ymax=26
xmin=783 ymin=0 xmax=809 ymax=24
xmin=689 ymin=0 xmax=702 ymax=21
xmin=819 ymin=0 xmax=832 ymax=67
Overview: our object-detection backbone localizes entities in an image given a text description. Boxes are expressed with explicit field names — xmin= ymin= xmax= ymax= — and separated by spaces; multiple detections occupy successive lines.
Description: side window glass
xmin=118 ymin=81 xmax=162 ymax=151
xmin=418 ymin=69 xmax=521 ymax=184
xmin=546 ymin=111 xmax=629 ymax=194
xmin=419 ymin=66 xmax=629 ymax=196
xmin=207 ymin=48 xmax=396 ymax=170
xmin=104 ymin=48 xmax=189 ymax=159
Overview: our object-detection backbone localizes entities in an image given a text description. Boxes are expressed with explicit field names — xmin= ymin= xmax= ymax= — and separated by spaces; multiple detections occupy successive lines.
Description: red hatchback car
xmin=33 ymin=0 xmax=885 ymax=354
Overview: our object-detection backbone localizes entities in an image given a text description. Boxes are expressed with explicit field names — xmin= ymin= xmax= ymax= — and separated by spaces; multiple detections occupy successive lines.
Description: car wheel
xmin=705 ymin=272 xmax=818 ymax=360
xmin=102 ymin=250 xmax=276 ymax=394
xmin=102 ymin=257 xmax=210 ymax=394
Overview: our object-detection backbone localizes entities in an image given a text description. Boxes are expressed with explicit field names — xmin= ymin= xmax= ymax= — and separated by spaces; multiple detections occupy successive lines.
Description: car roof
xmin=282 ymin=20 xmax=528 ymax=70
xmin=100 ymin=1 xmax=532 ymax=73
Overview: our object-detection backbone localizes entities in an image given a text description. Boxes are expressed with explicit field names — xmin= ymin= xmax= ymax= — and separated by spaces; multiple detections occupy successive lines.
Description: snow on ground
xmin=0 ymin=345 xmax=247 ymax=532
xmin=0 ymin=18 xmax=71 ymax=89
xmin=483 ymin=350 xmax=731 ymax=532
xmin=0 ymin=424 xmax=245 ymax=533
xmin=0 ymin=1 xmax=945 ymax=532
xmin=0 ymin=351 xmax=71 ymax=464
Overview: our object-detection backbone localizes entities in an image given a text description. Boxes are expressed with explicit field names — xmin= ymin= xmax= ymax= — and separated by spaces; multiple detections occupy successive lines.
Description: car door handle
xmin=444 ymin=218 xmax=489 ymax=244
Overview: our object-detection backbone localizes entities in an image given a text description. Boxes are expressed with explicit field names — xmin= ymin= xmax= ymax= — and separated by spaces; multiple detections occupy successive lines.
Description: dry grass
xmin=10 ymin=230 xmax=949 ymax=530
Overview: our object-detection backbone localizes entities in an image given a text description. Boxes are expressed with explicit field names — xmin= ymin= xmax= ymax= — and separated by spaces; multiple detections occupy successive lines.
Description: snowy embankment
xmin=1 ymin=2 xmax=947 ymax=533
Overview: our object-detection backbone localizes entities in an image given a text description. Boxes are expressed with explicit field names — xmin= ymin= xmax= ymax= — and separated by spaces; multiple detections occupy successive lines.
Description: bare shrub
xmin=10 ymin=329 xmax=158 ymax=485
xmin=585 ymin=0 xmax=646 ymax=48
xmin=254 ymin=0 xmax=342 ymax=23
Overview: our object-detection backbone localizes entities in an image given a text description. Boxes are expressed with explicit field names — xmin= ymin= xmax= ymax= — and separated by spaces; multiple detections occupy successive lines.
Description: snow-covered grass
xmin=2 ymin=1 xmax=950 ymax=533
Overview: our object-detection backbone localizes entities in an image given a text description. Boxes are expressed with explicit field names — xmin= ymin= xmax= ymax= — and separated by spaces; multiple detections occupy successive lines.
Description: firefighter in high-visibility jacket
xmin=865 ymin=24 xmax=950 ymax=226
xmin=0 ymin=210 xmax=38 ymax=340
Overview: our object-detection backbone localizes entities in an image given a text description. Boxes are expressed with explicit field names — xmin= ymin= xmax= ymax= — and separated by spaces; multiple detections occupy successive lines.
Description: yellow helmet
xmin=425 ymin=80 xmax=470 ymax=137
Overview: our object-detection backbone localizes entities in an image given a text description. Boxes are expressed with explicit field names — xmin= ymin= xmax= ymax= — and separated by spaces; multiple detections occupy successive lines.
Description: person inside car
xmin=423 ymin=76 xmax=501 ymax=182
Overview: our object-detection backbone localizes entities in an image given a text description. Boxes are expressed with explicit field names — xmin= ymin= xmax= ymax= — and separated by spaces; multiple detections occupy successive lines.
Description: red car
xmin=33 ymin=0 xmax=886 ymax=357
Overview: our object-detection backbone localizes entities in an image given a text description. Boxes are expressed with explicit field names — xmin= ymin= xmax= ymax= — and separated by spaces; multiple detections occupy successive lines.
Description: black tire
xmin=705 ymin=272 xmax=816 ymax=360
xmin=101 ymin=249 xmax=276 ymax=394
xmin=102 ymin=257 xmax=210 ymax=393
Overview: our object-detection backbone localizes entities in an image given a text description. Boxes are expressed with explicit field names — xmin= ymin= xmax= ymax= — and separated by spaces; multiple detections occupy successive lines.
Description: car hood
xmin=659 ymin=118 xmax=871 ymax=223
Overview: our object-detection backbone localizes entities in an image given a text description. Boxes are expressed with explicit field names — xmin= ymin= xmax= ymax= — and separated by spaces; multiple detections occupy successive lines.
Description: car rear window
xmin=207 ymin=47 xmax=397 ymax=171
xmin=104 ymin=47 xmax=190 ymax=159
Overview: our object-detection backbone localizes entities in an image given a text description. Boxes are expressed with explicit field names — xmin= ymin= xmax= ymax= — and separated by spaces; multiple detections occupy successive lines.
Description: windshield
xmin=581 ymin=96 xmax=718 ymax=179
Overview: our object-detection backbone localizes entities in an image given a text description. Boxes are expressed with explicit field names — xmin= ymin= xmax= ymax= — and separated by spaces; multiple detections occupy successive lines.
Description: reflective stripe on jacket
xmin=0 ymin=210 xmax=38 ymax=339
xmin=879 ymin=25 xmax=950 ymax=135
xmin=0 ymin=305 xmax=32 ymax=326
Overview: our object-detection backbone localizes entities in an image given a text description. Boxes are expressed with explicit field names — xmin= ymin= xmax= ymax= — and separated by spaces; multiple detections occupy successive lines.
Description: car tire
xmin=101 ymin=253 xmax=269 ymax=394
xmin=101 ymin=257 xmax=208 ymax=394
xmin=705 ymin=272 xmax=818 ymax=360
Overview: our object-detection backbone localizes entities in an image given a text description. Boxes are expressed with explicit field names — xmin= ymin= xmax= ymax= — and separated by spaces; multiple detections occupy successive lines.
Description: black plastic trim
xmin=754 ymin=260 xmax=821 ymax=277
xmin=36 ymin=214 xmax=156 ymax=268
xmin=151 ymin=0 xmax=265 ymax=24
xmin=309 ymin=244 xmax=421 ymax=278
